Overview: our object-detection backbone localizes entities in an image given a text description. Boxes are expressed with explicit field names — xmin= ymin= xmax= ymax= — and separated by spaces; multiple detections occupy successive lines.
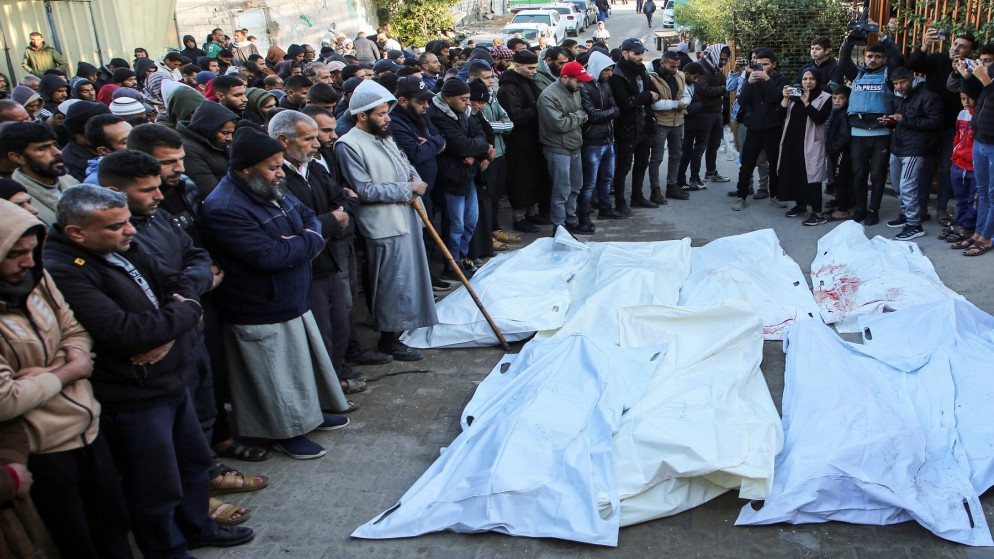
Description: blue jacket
xmin=388 ymin=106 xmax=445 ymax=189
xmin=201 ymin=171 xmax=324 ymax=325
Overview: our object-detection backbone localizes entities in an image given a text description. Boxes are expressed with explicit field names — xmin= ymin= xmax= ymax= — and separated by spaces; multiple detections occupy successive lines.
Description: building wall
xmin=173 ymin=0 xmax=379 ymax=54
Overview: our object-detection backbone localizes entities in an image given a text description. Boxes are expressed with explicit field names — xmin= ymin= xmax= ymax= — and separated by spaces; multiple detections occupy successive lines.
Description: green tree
xmin=378 ymin=0 xmax=458 ymax=46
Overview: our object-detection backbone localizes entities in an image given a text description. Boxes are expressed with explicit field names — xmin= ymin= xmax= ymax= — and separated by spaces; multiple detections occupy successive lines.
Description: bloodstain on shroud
xmin=811 ymin=263 xmax=863 ymax=320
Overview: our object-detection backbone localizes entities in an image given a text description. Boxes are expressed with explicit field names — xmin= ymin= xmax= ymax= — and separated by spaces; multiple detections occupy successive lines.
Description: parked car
xmin=662 ymin=0 xmax=675 ymax=28
xmin=499 ymin=23 xmax=559 ymax=47
xmin=567 ymin=0 xmax=599 ymax=27
xmin=541 ymin=3 xmax=586 ymax=36
xmin=510 ymin=9 xmax=567 ymax=44
xmin=459 ymin=34 xmax=505 ymax=49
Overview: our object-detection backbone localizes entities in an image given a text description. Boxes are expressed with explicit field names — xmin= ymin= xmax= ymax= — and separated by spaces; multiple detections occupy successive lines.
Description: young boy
xmin=943 ymin=92 xmax=976 ymax=243
xmin=884 ymin=67 xmax=944 ymax=240
xmin=827 ymin=85 xmax=852 ymax=220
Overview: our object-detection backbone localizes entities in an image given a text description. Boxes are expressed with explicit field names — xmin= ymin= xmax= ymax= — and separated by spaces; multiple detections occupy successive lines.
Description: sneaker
xmin=886 ymin=215 xmax=907 ymax=228
xmin=851 ymin=209 xmax=867 ymax=223
xmin=705 ymin=172 xmax=730 ymax=183
xmin=688 ymin=177 xmax=706 ymax=189
xmin=273 ymin=436 xmax=326 ymax=459
xmin=566 ymin=221 xmax=595 ymax=235
xmin=431 ymin=275 xmax=451 ymax=291
xmin=769 ymin=197 xmax=788 ymax=208
xmin=512 ymin=219 xmax=539 ymax=233
xmin=753 ymin=189 xmax=770 ymax=200
xmin=732 ymin=198 xmax=747 ymax=211
xmin=346 ymin=346 xmax=393 ymax=366
xmin=615 ymin=203 xmax=632 ymax=216
xmin=316 ymin=415 xmax=350 ymax=431
xmin=727 ymin=186 xmax=754 ymax=197
xmin=378 ymin=340 xmax=424 ymax=361
xmin=785 ymin=205 xmax=806 ymax=218
xmin=894 ymin=225 xmax=925 ymax=240
xmin=597 ymin=208 xmax=627 ymax=220
xmin=802 ymin=213 xmax=827 ymax=226
xmin=863 ymin=210 xmax=879 ymax=226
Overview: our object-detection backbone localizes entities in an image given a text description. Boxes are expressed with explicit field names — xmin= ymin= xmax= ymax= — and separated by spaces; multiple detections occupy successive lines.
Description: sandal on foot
xmin=209 ymin=497 xmax=251 ymax=525
xmin=938 ymin=213 xmax=953 ymax=227
xmin=340 ymin=378 xmax=367 ymax=394
xmin=210 ymin=471 xmax=269 ymax=494
xmin=336 ymin=400 xmax=361 ymax=414
xmin=952 ymin=237 xmax=977 ymax=250
xmin=964 ymin=243 xmax=993 ymax=257
xmin=945 ymin=230 xmax=970 ymax=243
xmin=492 ymin=238 xmax=510 ymax=252
xmin=213 ymin=439 xmax=270 ymax=462
xmin=492 ymin=230 xmax=521 ymax=243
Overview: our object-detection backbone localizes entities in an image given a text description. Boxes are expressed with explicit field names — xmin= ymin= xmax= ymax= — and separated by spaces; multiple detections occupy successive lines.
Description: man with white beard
xmin=201 ymin=126 xmax=352 ymax=460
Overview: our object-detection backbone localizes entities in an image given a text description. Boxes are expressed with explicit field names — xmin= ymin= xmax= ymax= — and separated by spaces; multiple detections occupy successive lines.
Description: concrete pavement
xmin=198 ymin=7 xmax=994 ymax=558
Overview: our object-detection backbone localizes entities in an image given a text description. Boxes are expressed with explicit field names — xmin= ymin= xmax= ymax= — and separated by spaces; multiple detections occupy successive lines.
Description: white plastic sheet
xmin=540 ymin=239 xmax=692 ymax=343
xmin=401 ymin=228 xmax=590 ymax=348
xmin=736 ymin=316 xmax=993 ymax=546
xmin=810 ymin=220 xmax=961 ymax=333
xmin=679 ymin=229 xmax=821 ymax=340
xmin=352 ymin=334 xmax=665 ymax=546
xmin=613 ymin=302 xmax=783 ymax=525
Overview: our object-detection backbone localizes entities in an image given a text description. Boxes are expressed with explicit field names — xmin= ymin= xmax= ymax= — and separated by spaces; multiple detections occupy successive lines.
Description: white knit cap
xmin=348 ymin=79 xmax=397 ymax=115
xmin=110 ymin=97 xmax=146 ymax=116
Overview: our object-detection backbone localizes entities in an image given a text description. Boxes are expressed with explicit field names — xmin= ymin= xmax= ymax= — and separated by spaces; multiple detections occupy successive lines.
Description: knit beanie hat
xmin=348 ymin=79 xmax=396 ymax=115
xmin=468 ymin=79 xmax=490 ymax=103
xmin=342 ymin=77 xmax=364 ymax=96
xmin=196 ymin=71 xmax=217 ymax=85
xmin=440 ymin=78 xmax=471 ymax=97
xmin=110 ymin=97 xmax=146 ymax=117
xmin=229 ymin=126 xmax=285 ymax=171
xmin=512 ymin=50 xmax=538 ymax=64
xmin=0 ymin=178 xmax=27 ymax=200
xmin=63 ymin=100 xmax=110 ymax=134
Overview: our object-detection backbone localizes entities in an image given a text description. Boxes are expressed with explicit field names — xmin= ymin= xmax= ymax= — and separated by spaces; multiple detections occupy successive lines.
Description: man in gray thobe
xmin=335 ymin=79 xmax=438 ymax=361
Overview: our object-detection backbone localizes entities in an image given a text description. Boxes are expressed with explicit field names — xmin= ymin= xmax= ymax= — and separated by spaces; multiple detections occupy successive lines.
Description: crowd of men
xmin=0 ymin=12 xmax=992 ymax=558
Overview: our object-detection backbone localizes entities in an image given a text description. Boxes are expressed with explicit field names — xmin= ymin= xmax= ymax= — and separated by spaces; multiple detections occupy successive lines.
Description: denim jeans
xmin=889 ymin=155 xmax=924 ymax=227
xmin=648 ymin=124 xmax=683 ymax=188
xmin=950 ymin=163 xmax=977 ymax=230
xmin=974 ymin=141 xmax=994 ymax=239
xmin=545 ymin=147 xmax=583 ymax=226
xmin=443 ymin=184 xmax=479 ymax=270
xmin=581 ymin=143 xmax=615 ymax=213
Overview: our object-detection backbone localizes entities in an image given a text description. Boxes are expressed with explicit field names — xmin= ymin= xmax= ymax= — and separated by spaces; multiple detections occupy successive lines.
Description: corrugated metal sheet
xmin=1 ymin=0 xmax=176 ymax=82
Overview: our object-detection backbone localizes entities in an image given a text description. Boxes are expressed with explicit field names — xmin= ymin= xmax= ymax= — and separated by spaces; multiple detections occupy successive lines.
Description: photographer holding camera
xmin=907 ymin=28 xmax=977 ymax=225
xmin=838 ymin=23 xmax=904 ymax=225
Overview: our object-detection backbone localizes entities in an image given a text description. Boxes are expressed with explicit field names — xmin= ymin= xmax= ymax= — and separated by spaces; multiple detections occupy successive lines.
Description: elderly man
xmin=335 ymin=79 xmax=437 ymax=361
xmin=0 ymin=199 xmax=131 ymax=558
xmin=201 ymin=126 xmax=351 ymax=460
xmin=268 ymin=110 xmax=366 ymax=395
xmin=45 ymin=185 xmax=254 ymax=556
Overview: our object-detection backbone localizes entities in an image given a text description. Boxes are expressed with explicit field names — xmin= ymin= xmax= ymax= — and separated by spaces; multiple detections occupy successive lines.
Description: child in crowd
xmin=945 ymin=92 xmax=977 ymax=245
xmin=826 ymin=85 xmax=852 ymax=220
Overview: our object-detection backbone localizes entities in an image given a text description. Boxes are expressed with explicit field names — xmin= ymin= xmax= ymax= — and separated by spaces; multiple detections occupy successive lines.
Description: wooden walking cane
xmin=412 ymin=199 xmax=511 ymax=351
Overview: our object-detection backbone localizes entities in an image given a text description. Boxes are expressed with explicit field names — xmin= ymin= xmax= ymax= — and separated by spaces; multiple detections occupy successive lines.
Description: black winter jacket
xmin=739 ymin=71 xmax=788 ymax=131
xmin=905 ymin=48 xmax=961 ymax=125
xmin=608 ymin=58 xmax=658 ymax=140
xmin=427 ymin=95 xmax=490 ymax=196
xmin=827 ymin=106 xmax=851 ymax=154
xmin=282 ymin=159 xmax=357 ymax=276
xmin=44 ymin=227 xmax=203 ymax=412
xmin=580 ymin=81 xmax=618 ymax=145
xmin=131 ymin=209 xmax=214 ymax=296
xmin=890 ymin=82 xmax=944 ymax=157
xmin=696 ymin=62 xmax=727 ymax=114
xmin=961 ymin=77 xmax=994 ymax=145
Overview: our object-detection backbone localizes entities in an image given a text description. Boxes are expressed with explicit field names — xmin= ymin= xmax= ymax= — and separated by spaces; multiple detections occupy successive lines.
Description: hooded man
xmin=580 ymin=51 xmax=622 ymax=221
xmin=534 ymin=47 xmax=570 ymax=91
xmin=21 ymin=32 xmax=68 ymax=77
xmin=1 ymin=122 xmax=79 ymax=224
xmin=335 ymin=79 xmax=437 ymax=361
xmin=0 ymin=198 xmax=131 ymax=558
xmin=497 ymin=49 xmax=549 ymax=232
xmin=161 ymin=81 xmax=205 ymax=129
xmin=37 ymin=74 xmax=69 ymax=119
xmin=44 ymin=185 xmax=254 ymax=556
xmin=201 ymin=127 xmax=351 ymax=460
xmin=181 ymin=35 xmax=207 ymax=62
xmin=177 ymin=101 xmax=238 ymax=197
xmin=695 ymin=43 xmax=733 ymax=185
xmin=71 ymin=78 xmax=97 ymax=102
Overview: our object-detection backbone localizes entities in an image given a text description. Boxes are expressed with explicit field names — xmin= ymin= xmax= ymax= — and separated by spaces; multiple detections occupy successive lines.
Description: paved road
xmin=198 ymin=7 xmax=994 ymax=558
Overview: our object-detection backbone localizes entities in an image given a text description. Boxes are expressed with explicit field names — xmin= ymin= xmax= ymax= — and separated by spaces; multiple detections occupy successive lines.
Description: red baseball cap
xmin=560 ymin=61 xmax=593 ymax=82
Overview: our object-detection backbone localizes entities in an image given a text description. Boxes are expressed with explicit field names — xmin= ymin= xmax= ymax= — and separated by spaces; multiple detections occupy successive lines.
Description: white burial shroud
xmin=810 ymin=220 xmax=961 ymax=333
xmin=735 ymin=305 xmax=994 ymax=546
